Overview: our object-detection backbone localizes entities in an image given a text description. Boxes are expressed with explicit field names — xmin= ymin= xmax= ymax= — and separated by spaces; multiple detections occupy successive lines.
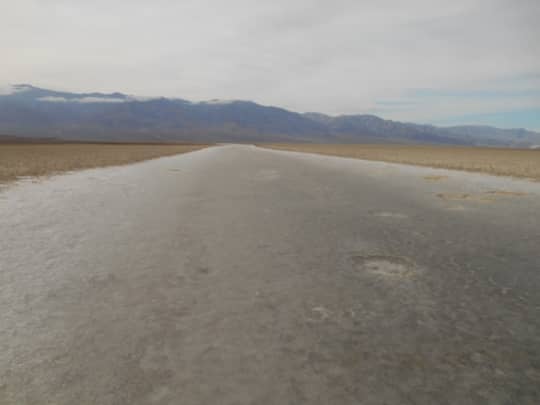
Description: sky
xmin=1 ymin=0 xmax=539 ymax=129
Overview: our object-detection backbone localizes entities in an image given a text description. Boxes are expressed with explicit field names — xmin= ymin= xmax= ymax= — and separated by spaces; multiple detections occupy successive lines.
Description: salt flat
xmin=1 ymin=145 xmax=539 ymax=404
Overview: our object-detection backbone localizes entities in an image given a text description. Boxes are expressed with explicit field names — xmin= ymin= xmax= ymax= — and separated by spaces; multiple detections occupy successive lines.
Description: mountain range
xmin=1 ymin=84 xmax=539 ymax=147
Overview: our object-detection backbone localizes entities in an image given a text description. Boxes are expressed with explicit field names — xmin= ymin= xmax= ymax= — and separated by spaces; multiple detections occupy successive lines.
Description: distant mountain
xmin=304 ymin=113 xmax=473 ymax=145
xmin=444 ymin=125 xmax=540 ymax=147
xmin=0 ymin=85 xmax=328 ymax=143
xmin=1 ymin=84 xmax=539 ymax=146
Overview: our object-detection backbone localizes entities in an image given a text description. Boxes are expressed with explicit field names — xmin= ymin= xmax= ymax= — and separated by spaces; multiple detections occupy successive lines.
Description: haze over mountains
xmin=1 ymin=84 xmax=539 ymax=147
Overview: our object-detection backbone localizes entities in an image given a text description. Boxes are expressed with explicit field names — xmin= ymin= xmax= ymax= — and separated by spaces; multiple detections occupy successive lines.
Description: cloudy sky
xmin=1 ymin=0 xmax=539 ymax=128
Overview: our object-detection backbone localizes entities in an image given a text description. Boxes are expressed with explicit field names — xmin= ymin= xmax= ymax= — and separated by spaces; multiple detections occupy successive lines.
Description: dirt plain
xmin=0 ymin=143 xmax=209 ymax=184
xmin=261 ymin=144 xmax=540 ymax=181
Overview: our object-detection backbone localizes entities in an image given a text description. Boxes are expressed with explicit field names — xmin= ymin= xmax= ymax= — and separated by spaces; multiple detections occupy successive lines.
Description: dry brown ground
xmin=261 ymin=144 xmax=540 ymax=181
xmin=0 ymin=143 xmax=209 ymax=184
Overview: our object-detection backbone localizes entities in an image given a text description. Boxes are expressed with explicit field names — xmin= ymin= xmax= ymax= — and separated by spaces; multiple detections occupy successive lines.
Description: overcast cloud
xmin=1 ymin=0 xmax=539 ymax=127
